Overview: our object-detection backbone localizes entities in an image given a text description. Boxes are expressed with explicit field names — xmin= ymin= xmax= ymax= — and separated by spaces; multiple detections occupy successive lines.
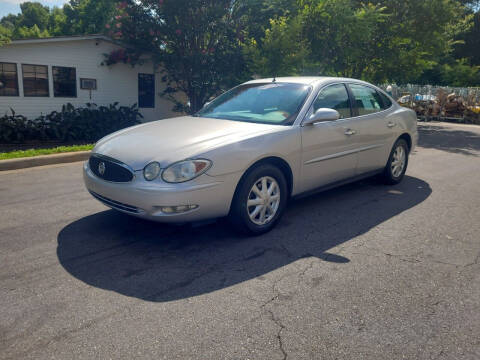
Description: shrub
xmin=0 ymin=103 xmax=143 ymax=143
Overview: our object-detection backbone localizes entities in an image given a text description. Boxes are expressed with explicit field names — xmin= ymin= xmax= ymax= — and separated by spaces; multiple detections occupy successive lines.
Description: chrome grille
xmin=89 ymin=154 xmax=134 ymax=183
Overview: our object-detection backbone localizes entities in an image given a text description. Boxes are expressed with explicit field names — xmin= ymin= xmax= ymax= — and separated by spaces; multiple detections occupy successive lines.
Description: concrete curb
xmin=0 ymin=151 xmax=91 ymax=171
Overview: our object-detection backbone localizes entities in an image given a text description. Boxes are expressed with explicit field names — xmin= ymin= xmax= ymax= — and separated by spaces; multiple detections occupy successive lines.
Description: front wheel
xmin=382 ymin=138 xmax=409 ymax=185
xmin=229 ymin=164 xmax=288 ymax=235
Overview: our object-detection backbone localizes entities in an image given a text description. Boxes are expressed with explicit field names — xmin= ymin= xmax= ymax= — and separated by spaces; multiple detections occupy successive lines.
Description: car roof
xmin=244 ymin=76 xmax=372 ymax=86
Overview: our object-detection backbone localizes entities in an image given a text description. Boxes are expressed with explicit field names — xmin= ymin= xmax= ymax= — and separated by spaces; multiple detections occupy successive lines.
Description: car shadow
xmin=57 ymin=176 xmax=431 ymax=302
xmin=418 ymin=123 xmax=480 ymax=156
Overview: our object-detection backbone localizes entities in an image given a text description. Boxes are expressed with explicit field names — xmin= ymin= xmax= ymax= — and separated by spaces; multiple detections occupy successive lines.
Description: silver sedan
xmin=84 ymin=77 xmax=418 ymax=234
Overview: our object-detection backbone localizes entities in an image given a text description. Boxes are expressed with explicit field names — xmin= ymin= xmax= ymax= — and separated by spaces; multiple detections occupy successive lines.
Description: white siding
xmin=0 ymin=39 xmax=178 ymax=121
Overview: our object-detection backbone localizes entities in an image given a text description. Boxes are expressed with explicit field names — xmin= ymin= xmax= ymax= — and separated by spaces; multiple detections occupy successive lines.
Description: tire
xmin=382 ymin=138 xmax=409 ymax=185
xmin=229 ymin=164 xmax=288 ymax=235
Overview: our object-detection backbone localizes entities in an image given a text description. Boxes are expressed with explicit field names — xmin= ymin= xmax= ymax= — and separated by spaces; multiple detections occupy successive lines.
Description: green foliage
xmin=0 ymin=103 xmax=142 ymax=143
xmin=455 ymin=11 xmax=480 ymax=66
xmin=236 ymin=0 xmax=299 ymax=44
xmin=110 ymin=0 xmax=248 ymax=113
xmin=440 ymin=60 xmax=480 ymax=86
xmin=242 ymin=0 xmax=480 ymax=86
xmin=243 ymin=16 xmax=310 ymax=77
xmin=370 ymin=0 xmax=473 ymax=83
xmin=1 ymin=0 xmax=480 ymax=88
xmin=19 ymin=2 xmax=50 ymax=29
xmin=0 ymin=0 xmax=117 ymax=39
xmin=13 ymin=24 xmax=50 ymax=39
xmin=0 ymin=25 xmax=11 ymax=46
xmin=297 ymin=0 xmax=388 ymax=78
xmin=0 ymin=144 xmax=94 ymax=160
xmin=62 ymin=0 xmax=117 ymax=35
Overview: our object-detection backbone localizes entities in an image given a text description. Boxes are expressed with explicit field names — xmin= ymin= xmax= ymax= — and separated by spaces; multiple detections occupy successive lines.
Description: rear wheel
xmin=229 ymin=164 xmax=287 ymax=235
xmin=383 ymin=138 xmax=409 ymax=185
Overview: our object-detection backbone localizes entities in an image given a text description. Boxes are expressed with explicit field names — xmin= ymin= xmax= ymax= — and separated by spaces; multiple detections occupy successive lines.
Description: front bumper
xmin=83 ymin=161 xmax=241 ymax=223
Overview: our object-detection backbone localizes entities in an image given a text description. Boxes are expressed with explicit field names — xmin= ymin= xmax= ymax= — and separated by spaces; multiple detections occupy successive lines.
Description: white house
xmin=0 ymin=35 xmax=178 ymax=121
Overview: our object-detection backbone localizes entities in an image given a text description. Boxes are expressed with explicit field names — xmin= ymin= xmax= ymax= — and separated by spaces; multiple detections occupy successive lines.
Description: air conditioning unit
xmin=80 ymin=78 xmax=97 ymax=90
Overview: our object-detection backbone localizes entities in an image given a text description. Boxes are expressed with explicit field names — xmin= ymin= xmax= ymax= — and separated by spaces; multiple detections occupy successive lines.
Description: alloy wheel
xmin=247 ymin=176 xmax=281 ymax=225
xmin=391 ymin=145 xmax=406 ymax=178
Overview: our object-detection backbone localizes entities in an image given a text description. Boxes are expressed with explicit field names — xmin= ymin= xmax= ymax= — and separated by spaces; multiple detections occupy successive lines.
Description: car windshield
xmin=195 ymin=82 xmax=312 ymax=125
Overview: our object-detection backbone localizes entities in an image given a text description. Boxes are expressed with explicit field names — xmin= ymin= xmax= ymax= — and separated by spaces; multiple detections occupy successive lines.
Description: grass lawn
xmin=0 ymin=144 xmax=94 ymax=160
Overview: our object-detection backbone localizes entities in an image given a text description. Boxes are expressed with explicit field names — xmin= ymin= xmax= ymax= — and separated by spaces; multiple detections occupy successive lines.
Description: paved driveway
xmin=1 ymin=122 xmax=479 ymax=359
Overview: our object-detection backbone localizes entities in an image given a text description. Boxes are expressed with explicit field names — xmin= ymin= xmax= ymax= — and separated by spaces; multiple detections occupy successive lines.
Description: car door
xmin=300 ymin=83 xmax=359 ymax=193
xmin=346 ymin=83 xmax=397 ymax=175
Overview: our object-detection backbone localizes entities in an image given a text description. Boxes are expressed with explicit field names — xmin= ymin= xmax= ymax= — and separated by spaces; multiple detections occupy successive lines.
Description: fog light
xmin=160 ymin=205 xmax=198 ymax=214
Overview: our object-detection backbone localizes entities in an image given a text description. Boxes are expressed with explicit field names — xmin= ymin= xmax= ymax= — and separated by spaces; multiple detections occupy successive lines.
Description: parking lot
xmin=1 ymin=122 xmax=479 ymax=359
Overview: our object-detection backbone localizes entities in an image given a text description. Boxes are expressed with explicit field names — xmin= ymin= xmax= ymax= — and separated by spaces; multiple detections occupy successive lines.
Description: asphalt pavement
xmin=1 ymin=122 xmax=479 ymax=359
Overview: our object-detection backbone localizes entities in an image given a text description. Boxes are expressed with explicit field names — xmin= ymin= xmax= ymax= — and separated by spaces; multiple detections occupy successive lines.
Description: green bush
xmin=0 ymin=103 xmax=143 ymax=143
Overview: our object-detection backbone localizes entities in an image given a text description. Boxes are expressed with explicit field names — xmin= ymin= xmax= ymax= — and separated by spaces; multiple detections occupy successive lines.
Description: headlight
xmin=143 ymin=162 xmax=161 ymax=181
xmin=162 ymin=159 xmax=212 ymax=183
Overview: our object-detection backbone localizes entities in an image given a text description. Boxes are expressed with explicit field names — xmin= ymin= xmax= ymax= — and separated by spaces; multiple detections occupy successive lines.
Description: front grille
xmin=89 ymin=191 xmax=141 ymax=214
xmin=89 ymin=154 xmax=134 ymax=183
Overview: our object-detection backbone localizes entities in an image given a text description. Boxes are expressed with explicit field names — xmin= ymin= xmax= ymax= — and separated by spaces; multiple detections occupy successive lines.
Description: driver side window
xmin=313 ymin=84 xmax=351 ymax=119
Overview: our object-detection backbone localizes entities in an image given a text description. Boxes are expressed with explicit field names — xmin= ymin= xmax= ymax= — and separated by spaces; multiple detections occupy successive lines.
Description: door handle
xmin=387 ymin=122 xmax=397 ymax=128
xmin=344 ymin=129 xmax=356 ymax=136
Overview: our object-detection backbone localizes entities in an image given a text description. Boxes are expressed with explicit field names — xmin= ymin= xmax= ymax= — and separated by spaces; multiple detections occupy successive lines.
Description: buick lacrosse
xmin=84 ymin=77 xmax=418 ymax=234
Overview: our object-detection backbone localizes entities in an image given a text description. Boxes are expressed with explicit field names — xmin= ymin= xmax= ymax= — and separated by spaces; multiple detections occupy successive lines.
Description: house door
xmin=138 ymin=73 xmax=155 ymax=108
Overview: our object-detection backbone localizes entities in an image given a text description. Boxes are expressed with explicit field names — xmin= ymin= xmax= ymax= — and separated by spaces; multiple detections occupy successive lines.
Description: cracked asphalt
xmin=1 ymin=122 xmax=480 ymax=359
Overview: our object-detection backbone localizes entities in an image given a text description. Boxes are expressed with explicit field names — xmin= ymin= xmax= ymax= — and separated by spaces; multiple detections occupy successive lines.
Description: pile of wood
xmin=411 ymin=99 xmax=439 ymax=117
xmin=464 ymin=106 xmax=480 ymax=124
xmin=436 ymin=90 xmax=466 ymax=118
xmin=398 ymin=88 xmax=480 ymax=124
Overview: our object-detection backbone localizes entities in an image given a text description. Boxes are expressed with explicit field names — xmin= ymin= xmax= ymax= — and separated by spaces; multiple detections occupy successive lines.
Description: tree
xmin=455 ymin=10 xmax=480 ymax=66
xmin=0 ymin=14 xmax=18 ymax=30
xmin=62 ymin=0 xmax=117 ymax=35
xmin=0 ymin=25 xmax=12 ymax=46
xmin=0 ymin=0 xmax=116 ymax=39
xmin=111 ymin=0 xmax=247 ymax=113
xmin=299 ymin=0 xmax=387 ymax=79
xmin=236 ymin=0 xmax=299 ymax=44
xmin=0 ymin=2 xmax=53 ymax=39
xmin=243 ymin=16 xmax=310 ymax=77
xmin=1 ymin=0 xmax=478 ymax=86
xmin=246 ymin=0 xmax=476 ymax=85
xmin=13 ymin=24 xmax=50 ymax=39
xmin=348 ymin=0 xmax=474 ymax=83
xmin=18 ymin=2 xmax=50 ymax=30
xmin=48 ymin=7 xmax=67 ymax=36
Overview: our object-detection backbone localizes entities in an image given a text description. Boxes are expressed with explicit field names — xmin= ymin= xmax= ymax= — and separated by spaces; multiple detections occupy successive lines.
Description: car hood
xmin=93 ymin=116 xmax=284 ymax=170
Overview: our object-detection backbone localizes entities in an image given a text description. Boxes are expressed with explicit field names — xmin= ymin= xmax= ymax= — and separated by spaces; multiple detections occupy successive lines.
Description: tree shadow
xmin=57 ymin=176 xmax=431 ymax=302
xmin=418 ymin=124 xmax=480 ymax=156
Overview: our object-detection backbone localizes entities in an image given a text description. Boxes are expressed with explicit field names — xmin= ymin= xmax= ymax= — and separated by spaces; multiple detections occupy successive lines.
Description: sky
xmin=0 ymin=0 xmax=68 ymax=18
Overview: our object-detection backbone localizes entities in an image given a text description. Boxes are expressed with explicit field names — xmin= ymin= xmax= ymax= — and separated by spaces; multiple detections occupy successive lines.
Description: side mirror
xmin=303 ymin=108 xmax=340 ymax=126
xmin=203 ymin=101 xmax=212 ymax=108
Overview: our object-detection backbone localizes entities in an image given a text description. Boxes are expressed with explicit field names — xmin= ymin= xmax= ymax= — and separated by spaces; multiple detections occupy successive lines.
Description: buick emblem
xmin=98 ymin=162 xmax=106 ymax=176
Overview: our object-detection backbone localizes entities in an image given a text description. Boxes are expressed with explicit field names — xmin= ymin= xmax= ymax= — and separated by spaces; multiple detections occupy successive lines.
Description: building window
xmin=53 ymin=66 xmax=77 ymax=97
xmin=138 ymin=73 xmax=155 ymax=108
xmin=0 ymin=62 xmax=19 ymax=96
xmin=22 ymin=64 xmax=49 ymax=97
